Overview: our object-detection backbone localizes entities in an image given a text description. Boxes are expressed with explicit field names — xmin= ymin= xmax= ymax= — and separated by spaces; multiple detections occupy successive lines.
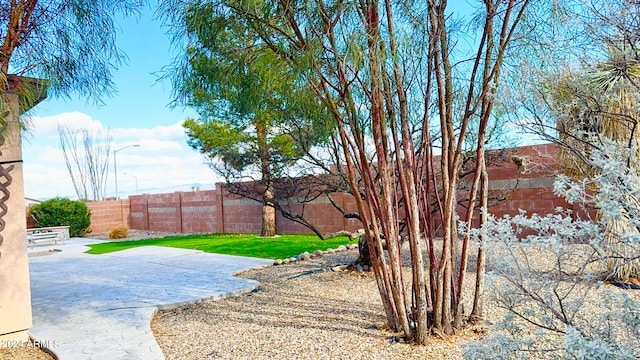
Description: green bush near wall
xmin=30 ymin=197 xmax=91 ymax=237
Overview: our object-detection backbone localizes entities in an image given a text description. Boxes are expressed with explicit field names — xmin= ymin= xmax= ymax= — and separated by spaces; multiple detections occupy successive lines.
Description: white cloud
xmin=136 ymin=138 xmax=183 ymax=152
xmin=27 ymin=112 xmax=107 ymax=138
xmin=112 ymin=122 xmax=187 ymax=141
xmin=21 ymin=112 xmax=221 ymax=200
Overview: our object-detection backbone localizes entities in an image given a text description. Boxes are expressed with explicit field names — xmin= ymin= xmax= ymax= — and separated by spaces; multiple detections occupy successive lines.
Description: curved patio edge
xmin=28 ymin=240 xmax=272 ymax=360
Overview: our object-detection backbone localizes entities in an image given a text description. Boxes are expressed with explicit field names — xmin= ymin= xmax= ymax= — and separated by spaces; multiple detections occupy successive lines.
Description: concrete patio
xmin=27 ymin=239 xmax=272 ymax=359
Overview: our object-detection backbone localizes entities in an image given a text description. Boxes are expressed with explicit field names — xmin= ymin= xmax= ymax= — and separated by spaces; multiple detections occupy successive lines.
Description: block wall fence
xmin=26 ymin=143 xmax=594 ymax=235
xmin=125 ymin=188 xmax=363 ymax=235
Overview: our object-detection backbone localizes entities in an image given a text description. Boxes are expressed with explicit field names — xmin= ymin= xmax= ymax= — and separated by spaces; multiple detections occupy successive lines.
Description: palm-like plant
xmin=553 ymin=44 xmax=640 ymax=281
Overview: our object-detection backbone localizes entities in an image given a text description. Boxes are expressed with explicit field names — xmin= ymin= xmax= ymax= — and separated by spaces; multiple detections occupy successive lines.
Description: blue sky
xmin=23 ymin=4 xmax=221 ymax=200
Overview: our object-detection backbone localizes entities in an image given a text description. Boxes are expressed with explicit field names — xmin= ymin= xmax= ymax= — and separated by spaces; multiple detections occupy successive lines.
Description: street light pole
xmin=114 ymin=144 xmax=140 ymax=199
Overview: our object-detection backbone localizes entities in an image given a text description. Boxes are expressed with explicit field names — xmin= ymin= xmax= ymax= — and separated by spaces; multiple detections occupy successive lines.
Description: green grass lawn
xmin=85 ymin=233 xmax=354 ymax=259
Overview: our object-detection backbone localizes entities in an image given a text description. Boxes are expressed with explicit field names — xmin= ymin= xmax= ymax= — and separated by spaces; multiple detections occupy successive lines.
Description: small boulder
xmin=274 ymin=259 xmax=283 ymax=266
xmin=326 ymin=248 xmax=336 ymax=254
xmin=298 ymin=252 xmax=311 ymax=261
xmin=283 ymin=258 xmax=290 ymax=264
xmin=331 ymin=265 xmax=348 ymax=272
xmin=313 ymin=249 xmax=324 ymax=257
xmin=337 ymin=245 xmax=347 ymax=252
xmin=347 ymin=244 xmax=358 ymax=250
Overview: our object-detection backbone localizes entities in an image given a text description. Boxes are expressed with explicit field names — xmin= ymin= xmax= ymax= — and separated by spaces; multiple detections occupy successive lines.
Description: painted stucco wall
xmin=0 ymin=93 xmax=32 ymax=344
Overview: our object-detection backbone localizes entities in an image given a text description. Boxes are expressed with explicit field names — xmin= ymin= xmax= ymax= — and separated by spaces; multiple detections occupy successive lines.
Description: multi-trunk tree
xmin=162 ymin=0 xmax=533 ymax=343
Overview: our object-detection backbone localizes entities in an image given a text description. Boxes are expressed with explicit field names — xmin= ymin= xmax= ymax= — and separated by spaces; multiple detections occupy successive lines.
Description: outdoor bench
xmin=26 ymin=229 xmax=66 ymax=247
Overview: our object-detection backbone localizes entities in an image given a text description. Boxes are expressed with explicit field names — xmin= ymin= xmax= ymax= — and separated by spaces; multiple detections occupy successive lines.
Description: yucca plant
xmin=552 ymin=45 xmax=640 ymax=281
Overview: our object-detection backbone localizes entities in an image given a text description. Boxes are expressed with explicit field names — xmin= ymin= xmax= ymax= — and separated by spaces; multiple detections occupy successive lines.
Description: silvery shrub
xmin=462 ymin=138 xmax=640 ymax=359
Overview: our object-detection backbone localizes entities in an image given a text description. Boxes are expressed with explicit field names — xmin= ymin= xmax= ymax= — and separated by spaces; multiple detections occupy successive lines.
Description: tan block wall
xmin=86 ymin=199 xmax=131 ymax=234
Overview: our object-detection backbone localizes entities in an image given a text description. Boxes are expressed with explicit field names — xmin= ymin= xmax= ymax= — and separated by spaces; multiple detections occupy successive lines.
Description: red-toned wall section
xmin=179 ymin=190 xmax=222 ymax=233
xmin=222 ymin=190 xmax=262 ymax=234
xmin=486 ymin=143 xmax=565 ymax=218
xmin=129 ymin=189 xmax=221 ymax=233
xmin=275 ymin=192 xmax=362 ymax=235
xmin=130 ymin=193 xmax=182 ymax=233
xmin=26 ymin=143 xmax=595 ymax=235
xmin=92 ymin=188 xmax=360 ymax=235
xmin=436 ymin=144 xmax=574 ymax=231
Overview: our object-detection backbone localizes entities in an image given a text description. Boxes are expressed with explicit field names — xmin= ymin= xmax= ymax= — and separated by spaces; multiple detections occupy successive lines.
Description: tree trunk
xmin=261 ymin=187 xmax=276 ymax=237
xmin=356 ymin=235 xmax=372 ymax=267
xmin=256 ymin=122 xmax=276 ymax=237
xmin=471 ymin=149 xmax=489 ymax=320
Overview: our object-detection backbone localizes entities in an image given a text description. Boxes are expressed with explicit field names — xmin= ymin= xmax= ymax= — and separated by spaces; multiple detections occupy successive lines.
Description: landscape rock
xmin=337 ymin=245 xmax=347 ymax=252
xmin=298 ymin=252 xmax=311 ymax=261
xmin=274 ymin=259 xmax=283 ymax=266
xmin=313 ymin=250 xmax=324 ymax=257
xmin=326 ymin=248 xmax=336 ymax=254
xmin=347 ymin=244 xmax=358 ymax=250
xmin=331 ymin=265 xmax=349 ymax=272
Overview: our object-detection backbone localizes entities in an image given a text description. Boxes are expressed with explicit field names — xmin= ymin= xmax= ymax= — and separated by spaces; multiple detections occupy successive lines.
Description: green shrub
xmin=109 ymin=225 xmax=129 ymax=239
xmin=30 ymin=197 xmax=91 ymax=237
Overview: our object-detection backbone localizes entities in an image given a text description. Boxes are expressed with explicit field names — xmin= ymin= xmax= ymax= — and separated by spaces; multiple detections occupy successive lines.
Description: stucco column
xmin=0 ymin=92 xmax=32 ymax=344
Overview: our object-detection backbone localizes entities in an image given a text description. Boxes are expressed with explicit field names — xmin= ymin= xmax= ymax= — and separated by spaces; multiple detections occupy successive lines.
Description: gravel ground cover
xmin=150 ymin=239 xmax=640 ymax=360
xmin=0 ymin=347 xmax=54 ymax=360
xmin=151 ymin=248 xmax=482 ymax=360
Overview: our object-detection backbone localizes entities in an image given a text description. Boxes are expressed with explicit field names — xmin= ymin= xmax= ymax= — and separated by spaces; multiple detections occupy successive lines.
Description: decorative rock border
xmin=272 ymin=243 xmax=358 ymax=266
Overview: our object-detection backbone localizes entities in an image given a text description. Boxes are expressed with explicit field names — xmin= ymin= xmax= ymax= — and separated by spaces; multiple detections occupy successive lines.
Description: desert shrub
xmin=30 ymin=197 xmax=91 ymax=237
xmin=109 ymin=225 xmax=129 ymax=239
xmin=462 ymin=140 xmax=640 ymax=359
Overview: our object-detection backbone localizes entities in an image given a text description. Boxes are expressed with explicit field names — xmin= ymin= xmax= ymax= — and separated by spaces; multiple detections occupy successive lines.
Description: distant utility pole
xmin=114 ymin=144 xmax=140 ymax=199
xmin=123 ymin=172 xmax=138 ymax=193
